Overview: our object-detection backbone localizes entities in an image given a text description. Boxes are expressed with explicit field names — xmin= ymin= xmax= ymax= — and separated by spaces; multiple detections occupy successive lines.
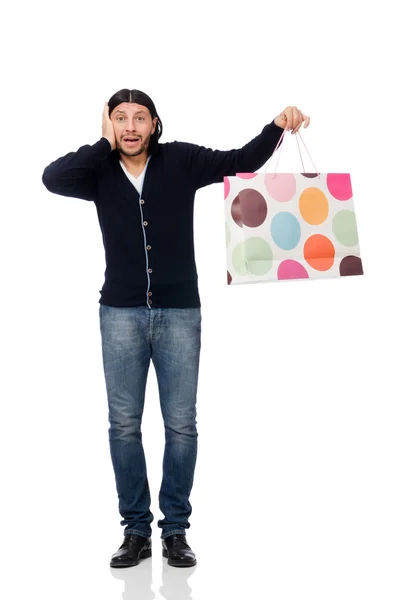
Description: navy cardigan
xmin=42 ymin=120 xmax=284 ymax=308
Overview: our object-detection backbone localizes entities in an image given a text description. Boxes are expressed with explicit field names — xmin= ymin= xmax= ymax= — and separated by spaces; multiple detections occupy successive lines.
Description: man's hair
xmin=108 ymin=89 xmax=163 ymax=154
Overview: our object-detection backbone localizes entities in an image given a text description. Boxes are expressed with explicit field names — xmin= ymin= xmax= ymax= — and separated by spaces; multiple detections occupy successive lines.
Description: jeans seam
xmin=161 ymin=529 xmax=186 ymax=539
xmin=125 ymin=528 xmax=151 ymax=538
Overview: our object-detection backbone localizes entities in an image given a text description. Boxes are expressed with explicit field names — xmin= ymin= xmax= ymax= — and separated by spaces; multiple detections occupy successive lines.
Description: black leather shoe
xmin=162 ymin=534 xmax=197 ymax=567
xmin=110 ymin=533 xmax=152 ymax=568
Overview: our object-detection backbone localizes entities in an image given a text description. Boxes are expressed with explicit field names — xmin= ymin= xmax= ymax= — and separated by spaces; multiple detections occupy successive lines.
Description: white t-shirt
xmin=119 ymin=156 xmax=151 ymax=195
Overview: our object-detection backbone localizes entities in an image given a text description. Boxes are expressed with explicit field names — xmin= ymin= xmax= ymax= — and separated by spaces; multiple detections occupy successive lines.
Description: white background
xmin=1 ymin=1 xmax=396 ymax=599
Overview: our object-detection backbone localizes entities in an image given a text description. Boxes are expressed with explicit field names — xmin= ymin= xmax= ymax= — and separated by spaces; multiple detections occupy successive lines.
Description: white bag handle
xmin=264 ymin=127 xmax=320 ymax=179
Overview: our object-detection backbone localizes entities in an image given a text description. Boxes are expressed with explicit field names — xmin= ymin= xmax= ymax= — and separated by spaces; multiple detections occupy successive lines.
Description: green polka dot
xmin=232 ymin=241 xmax=248 ymax=275
xmin=232 ymin=238 xmax=273 ymax=276
xmin=332 ymin=210 xmax=359 ymax=246
xmin=245 ymin=237 xmax=273 ymax=275
xmin=225 ymin=222 xmax=231 ymax=247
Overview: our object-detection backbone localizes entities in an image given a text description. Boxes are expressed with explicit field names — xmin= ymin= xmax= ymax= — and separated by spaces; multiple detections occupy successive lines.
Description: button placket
xmin=139 ymin=197 xmax=153 ymax=308
xmin=136 ymin=154 xmax=153 ymax=308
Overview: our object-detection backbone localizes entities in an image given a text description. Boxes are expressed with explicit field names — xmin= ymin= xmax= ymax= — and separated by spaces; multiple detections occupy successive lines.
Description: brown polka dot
xmin=227 ymin=271 xmax=232 ymax=285
xmin=339 ymin=256 xmax=364 ymax=276
xmin=231 ymin=188 xmax=267 ymax=228
xmin=301 ymin=173 xmax=320 ymax=178
xmin=231 ymin=194 xmax=243 ymax=227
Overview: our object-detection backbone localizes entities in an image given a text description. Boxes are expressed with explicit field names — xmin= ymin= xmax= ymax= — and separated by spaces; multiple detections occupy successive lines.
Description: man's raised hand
xmin=102 ymin=102 xmax=116 ymax=150
xmin=274 ymin=106 xmax=310 ymax=134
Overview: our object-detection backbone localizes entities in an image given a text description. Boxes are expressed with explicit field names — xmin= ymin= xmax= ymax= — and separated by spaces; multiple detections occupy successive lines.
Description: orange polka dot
xmin=303 ymin=235 xmax=335 ymax=271
xmin=299 ymin=187 xmax=329 ymax=225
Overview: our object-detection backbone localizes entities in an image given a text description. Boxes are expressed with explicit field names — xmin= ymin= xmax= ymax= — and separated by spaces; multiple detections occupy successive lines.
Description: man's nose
xmin=124 ymin=120 xmax=138 ymax=130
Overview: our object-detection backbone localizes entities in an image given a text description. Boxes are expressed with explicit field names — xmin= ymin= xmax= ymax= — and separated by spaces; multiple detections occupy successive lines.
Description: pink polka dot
xmin=236 ymin=173 xmax=258 ymax=179
xmin=326 ymin=174 xmax=352 ymax=201
xmin=278 ymin=260 xmax=309 ymax=280
xmin=265 ymin=173 xmax=296 ymax=202
xmin=224 ymin=177 xmax=230 ymax=200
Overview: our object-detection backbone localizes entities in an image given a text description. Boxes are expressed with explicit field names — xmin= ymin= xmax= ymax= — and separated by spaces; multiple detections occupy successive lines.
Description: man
xmin=42 ymin=88 xmax=310 ymax=568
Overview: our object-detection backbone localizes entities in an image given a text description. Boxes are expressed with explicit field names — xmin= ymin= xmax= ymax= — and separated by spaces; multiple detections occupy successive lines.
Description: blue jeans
xmin=99 ymin=305 xmax=201 ymax=540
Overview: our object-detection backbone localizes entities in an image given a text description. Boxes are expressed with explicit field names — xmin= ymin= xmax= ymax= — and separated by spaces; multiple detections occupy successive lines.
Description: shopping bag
xmin=224 ymin=127 xmax=363 ymax=285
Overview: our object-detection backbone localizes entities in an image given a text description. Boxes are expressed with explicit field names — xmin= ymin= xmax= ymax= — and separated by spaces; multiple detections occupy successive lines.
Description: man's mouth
xmin=123 ymin=137 xmax=140 ymax=145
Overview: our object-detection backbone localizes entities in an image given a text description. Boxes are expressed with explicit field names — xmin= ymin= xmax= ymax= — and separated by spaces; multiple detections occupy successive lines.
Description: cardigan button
xmin=148 ymin=292 xmax=152 ymax=296
xmin=149 ymin=300 xmax=152 ymax=305
xmin=143 ymin=221 xmax=148 ymax=226
xmin=146 ymin=245 xmax=151 ymax=250
xmin=140 ymin=199 xmax=145 ymax=204
xmin=148 ymin=268 xmax=152 ymax=273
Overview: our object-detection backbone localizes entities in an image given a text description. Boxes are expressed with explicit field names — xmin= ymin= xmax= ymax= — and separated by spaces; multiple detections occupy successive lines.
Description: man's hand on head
xmin=102 ymin=101 xmax=116 ymax=150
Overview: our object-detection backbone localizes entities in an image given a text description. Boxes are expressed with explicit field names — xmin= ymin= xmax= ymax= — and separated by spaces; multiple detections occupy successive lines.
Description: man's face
xmin=110 ymin=102 xmax=158 ymax=157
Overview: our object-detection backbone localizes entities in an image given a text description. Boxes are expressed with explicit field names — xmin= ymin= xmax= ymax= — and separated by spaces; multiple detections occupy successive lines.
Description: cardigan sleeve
xmin=175 ymin=119 xmax=285 ymax=190
xmin=41 ymin=137 xmax=113 ymax=201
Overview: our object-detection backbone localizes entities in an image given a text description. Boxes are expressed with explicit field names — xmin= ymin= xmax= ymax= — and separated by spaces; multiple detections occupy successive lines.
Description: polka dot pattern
xmin=224 ymin=171 xmax=362 ymax=283
xmin=339 ymin=256 xmax=363 ymax=276
xmin=245 ymin=238 xmax=273 ymax=275
xmin=332 ymin=210 xmax=359 ymax=246
xmin=299 ymin=187 xmax=329 ymax=225
xmin=225 ymin=222 xmax=231 ymax=247
xmin=304 ymin=234 xmax=335 ymax=271
xmin=265 ymin=172 xmax=296 ymax=202
xmin=231 ymin=189 xmax=267 ymax=228
xmin=271 ymin=212 xmax=301 ymax=250
xmin=278 ymin=260 xmax=309 ymax=280
xmin=231 ymin=238 xmax=273 ymax=276
xmin=326 ymin=173 xmax=352 ymax=201
xmin=224 ymin=176 xmax=230 ymax=200
xmin=236 ymin=173 xmax=258 ymax=179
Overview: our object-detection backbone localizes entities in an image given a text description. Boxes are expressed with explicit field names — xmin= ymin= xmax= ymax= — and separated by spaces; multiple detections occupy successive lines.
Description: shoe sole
xmin=110 ymin=547 xmax=152 ymax=568
xmin=162 ymin=548 xmax=197 ymax=567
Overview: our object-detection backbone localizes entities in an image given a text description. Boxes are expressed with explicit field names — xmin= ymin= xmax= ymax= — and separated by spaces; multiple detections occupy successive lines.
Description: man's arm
xmin=176 ymin=119 xmax=284 ymax=190
xmin=41 ymin=137 xmax=112 ymax=201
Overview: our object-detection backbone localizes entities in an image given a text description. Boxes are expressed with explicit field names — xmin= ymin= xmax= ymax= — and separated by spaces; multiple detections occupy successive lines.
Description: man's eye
xmin=116 ymin=116 xmax=144 ymax=121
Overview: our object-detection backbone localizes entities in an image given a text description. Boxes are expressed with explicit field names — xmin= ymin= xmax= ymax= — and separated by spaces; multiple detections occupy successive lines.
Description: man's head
xmin=108 ymin=89 xmax=162 ymax=158
xmin=110 ymin=102 xmax=158 ymax=158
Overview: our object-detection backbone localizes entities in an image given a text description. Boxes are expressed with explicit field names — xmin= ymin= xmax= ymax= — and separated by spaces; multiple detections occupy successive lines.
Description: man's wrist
xmin=103 ymin=137 xmax=113 ymax=150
